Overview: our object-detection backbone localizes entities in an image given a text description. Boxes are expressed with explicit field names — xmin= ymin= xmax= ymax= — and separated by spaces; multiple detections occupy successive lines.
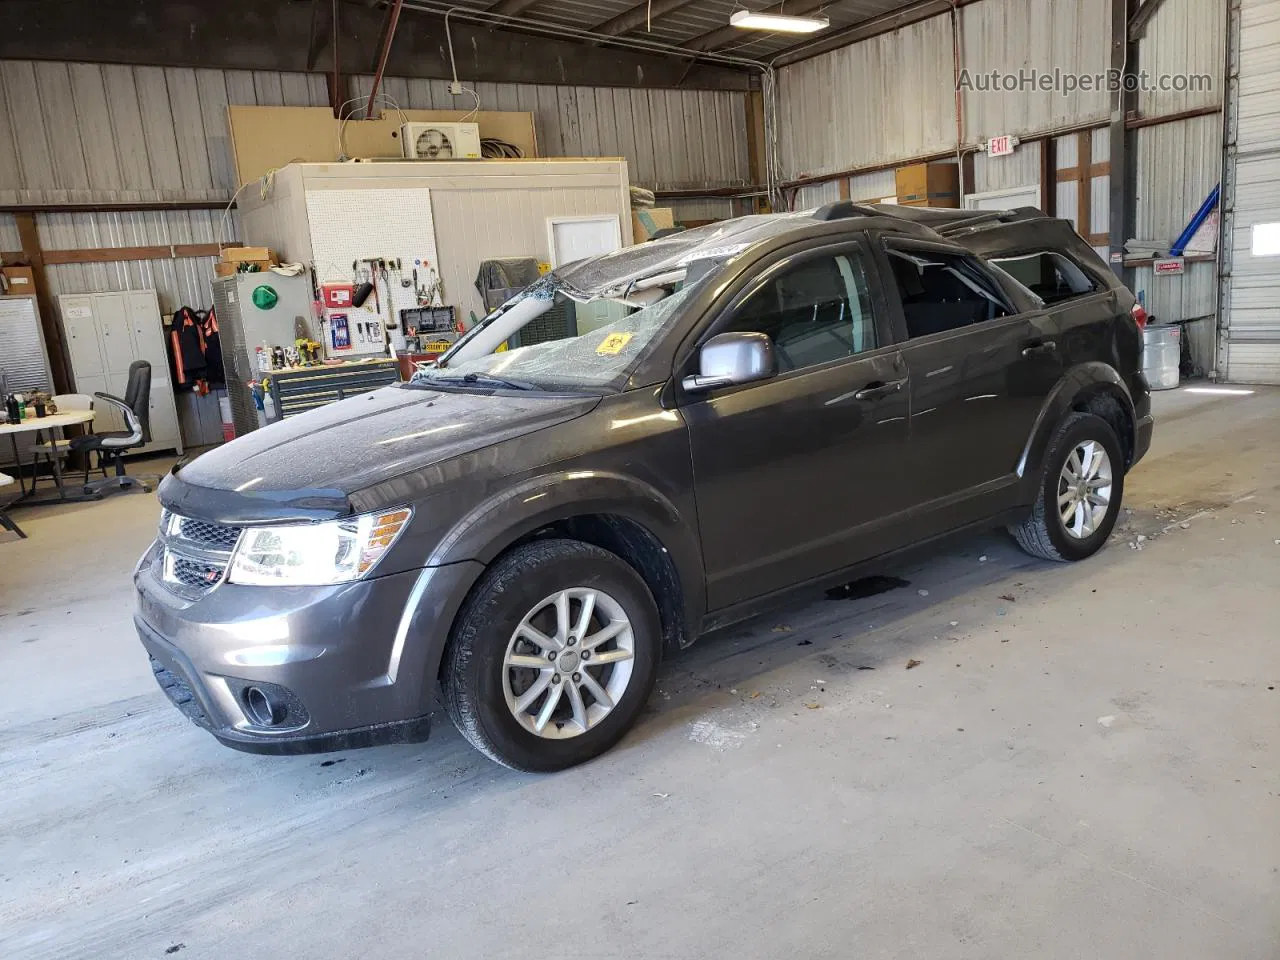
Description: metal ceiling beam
xmin=488 ymin=0 xmax=546 ymax=16
xmin=681 ymin=0 xmax=830 ymax=52
xmin=306 ymin=0 xmax=334 ymax=71
xmin=591 ymin=0 xmax=702 ymax=37
xmin=366 ymin=0 xmax=405 ymax=116
xmin=0 ymin=0 xmax=752 ymax=89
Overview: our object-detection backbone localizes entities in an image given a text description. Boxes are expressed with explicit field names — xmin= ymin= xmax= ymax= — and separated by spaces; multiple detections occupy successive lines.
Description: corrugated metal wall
xmin=971 ymin=141 xmax=1041 ymax=195
xmin=346 ymin=74 xmax=749 ymax=192
xmin=776 ymin=16 xmax=956 ymax=180
xmin=959 ymin=0 xmax=1110 ymax=142
xmin=1138 ymin=0 xmax=1228 ymax=118
xmin=0 ymin=60 xmax=749 ymax=318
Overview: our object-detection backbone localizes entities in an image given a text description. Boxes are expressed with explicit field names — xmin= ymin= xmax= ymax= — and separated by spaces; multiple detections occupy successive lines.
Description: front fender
xmin=426 ymin=469 xmax=706 ymax=636
xmin=1017 ymin=362 xmax=1136 ymax=485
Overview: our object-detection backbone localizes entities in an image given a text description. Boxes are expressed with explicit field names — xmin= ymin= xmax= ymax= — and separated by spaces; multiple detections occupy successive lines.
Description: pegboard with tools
xmin=304 ymin=187 xmax=448 ymax=357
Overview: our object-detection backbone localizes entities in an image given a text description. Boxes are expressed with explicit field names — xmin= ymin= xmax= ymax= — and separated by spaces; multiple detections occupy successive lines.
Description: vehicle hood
xmin=165 ymin=385 xmax=599 ymax=519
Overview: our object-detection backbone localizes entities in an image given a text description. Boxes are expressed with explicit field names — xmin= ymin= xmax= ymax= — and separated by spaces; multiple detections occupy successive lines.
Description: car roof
xmin=553 ymin=202 xmax=1058 ymax=298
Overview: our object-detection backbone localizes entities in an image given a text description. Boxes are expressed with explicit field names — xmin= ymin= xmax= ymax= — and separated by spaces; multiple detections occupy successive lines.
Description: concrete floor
xmin=2 ymin=386 xmax=1278 ymax=960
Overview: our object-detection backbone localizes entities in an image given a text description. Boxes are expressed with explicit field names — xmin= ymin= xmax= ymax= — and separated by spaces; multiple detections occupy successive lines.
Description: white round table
xmin=0 ymin=409 xmax=98 ymax=503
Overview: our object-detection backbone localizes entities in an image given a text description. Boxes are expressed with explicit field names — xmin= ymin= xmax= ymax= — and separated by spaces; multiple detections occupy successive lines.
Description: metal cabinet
xmin=58 ymin=291 xmax=183 ymax=456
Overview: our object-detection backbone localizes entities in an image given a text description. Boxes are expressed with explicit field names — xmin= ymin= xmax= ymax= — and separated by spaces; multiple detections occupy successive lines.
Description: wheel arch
xmin=425 ymin=471 xmax=704 ymax=677
xmin=1018 ymin=363 xmax=1137 ymax=489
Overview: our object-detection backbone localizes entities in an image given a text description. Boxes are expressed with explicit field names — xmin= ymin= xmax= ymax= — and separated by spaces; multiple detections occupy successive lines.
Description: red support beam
xmin=366 ymin=0 xmax=404 ymax=120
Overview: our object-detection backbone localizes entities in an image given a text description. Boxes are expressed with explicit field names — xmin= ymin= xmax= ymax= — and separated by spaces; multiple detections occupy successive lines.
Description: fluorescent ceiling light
xmin=730 ymin=9 xmax=831 ymax=33
xmin=1183 ymin=386 xmax=1255 ymax=396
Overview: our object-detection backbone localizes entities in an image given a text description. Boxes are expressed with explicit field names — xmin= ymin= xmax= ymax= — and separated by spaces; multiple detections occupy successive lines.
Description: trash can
xmin=1142 ymin=324 xmax=1181 ymax=390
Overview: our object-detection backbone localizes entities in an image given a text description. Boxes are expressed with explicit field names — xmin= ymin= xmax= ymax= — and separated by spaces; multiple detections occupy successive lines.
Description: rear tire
xmin=1010 ymin=412 xmax=1124 ymax=562
xmin=442 ymin=538 xmax=661 ymax=772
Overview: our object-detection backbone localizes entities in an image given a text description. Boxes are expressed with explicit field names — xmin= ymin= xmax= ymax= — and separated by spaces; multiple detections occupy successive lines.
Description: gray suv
xmin=135 ymin=203 xmax=1153 ymax=771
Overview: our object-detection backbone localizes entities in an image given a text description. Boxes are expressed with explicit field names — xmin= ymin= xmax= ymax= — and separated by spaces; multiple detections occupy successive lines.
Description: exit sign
xmin=987 ymin=135 xmax=1015 ymax=157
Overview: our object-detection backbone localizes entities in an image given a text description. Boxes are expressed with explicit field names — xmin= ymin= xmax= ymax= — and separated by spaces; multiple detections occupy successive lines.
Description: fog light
xmin=244 ymin=685 xmax=286 ymax=727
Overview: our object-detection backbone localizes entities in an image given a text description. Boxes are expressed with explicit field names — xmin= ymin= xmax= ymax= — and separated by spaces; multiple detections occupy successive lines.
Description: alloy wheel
xmin=501 ymin=587 xmax=636 ymax=739
xmin=1057 ymin=439 xmax=1113 ymax=540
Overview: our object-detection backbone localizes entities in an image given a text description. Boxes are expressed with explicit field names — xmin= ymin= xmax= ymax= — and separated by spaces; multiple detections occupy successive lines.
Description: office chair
xmin=69 ymin=360 xmax=155 ymax=496
xmin=0 ymin=471 xmax=25 ymax=539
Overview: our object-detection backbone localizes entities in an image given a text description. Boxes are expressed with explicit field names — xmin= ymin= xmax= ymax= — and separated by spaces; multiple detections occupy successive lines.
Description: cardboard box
xmin=221 ymin=246 xmax=274 ymax=263
xmin=1 ymin=265 xmax=36 ymax=294
xmin=632 ymin=207 xmax=675 ymax=243
xmin=895 ymin=163 xmax=960 ymax=208
xmin=214 ymin=259 xmax=274 ymax=278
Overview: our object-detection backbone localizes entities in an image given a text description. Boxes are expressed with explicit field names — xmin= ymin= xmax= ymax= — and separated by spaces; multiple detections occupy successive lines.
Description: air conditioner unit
xmin=400 ymin=122 xmax=482 ymax=160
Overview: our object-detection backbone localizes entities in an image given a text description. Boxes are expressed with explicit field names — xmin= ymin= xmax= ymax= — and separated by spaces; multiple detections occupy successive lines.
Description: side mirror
xmin=681 ymin=331 xmax=776 ymax=393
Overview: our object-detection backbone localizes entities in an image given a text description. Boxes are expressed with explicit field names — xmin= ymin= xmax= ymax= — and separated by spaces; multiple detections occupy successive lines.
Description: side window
xmin=989 ymin=251 xmax=1100 ymax=304
xmin=887 ymin=248 xmax=1014 ymax=340
xmin=723 ymin=253 xmax=877 ymax=373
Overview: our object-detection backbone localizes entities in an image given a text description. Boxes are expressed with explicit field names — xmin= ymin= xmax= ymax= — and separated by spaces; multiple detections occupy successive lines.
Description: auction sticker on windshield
xmin=597 ymin=332 xmax=634 ymax=355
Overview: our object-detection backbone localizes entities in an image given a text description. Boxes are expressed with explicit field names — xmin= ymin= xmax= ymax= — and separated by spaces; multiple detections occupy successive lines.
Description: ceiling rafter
xmin=590 ymin=0 xmax=704 ymax=37
xmin=487 ymin=0 xmax=546 ymax=16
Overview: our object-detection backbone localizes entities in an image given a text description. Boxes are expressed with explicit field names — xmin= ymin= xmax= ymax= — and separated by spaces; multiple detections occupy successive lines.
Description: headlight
xmin=228 ymin=508 xmax=412 ymax=586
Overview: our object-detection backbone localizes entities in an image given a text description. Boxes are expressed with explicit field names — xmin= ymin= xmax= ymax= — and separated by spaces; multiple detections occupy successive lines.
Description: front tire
xmin=441 ymin=538 xmax=661 ymax=771
xmin=1010 ymin=412 xmax=1125 ymax=562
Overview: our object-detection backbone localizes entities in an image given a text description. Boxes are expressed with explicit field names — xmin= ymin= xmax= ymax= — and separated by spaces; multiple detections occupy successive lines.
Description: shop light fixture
xmin=729 ymin=9 xmax=831 ymax=33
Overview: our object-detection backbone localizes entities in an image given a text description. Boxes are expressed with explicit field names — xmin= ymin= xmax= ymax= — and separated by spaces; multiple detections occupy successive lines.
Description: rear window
xmin=989 ymin=252 xmax=1099 ymax=304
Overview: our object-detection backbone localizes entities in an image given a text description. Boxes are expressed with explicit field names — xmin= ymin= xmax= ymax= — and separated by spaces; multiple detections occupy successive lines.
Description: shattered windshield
xmin=407 ymin=213 xmax=815 ymax=394
xmin=412 ymin=263 xmax=722 ymax=392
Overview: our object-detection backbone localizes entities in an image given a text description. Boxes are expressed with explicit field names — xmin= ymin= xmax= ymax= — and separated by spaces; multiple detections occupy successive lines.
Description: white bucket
xmin=1142 ymin=325 xmax=1180 ymax=390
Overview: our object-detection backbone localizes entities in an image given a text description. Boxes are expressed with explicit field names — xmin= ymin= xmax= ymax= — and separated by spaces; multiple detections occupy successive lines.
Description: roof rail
xmin=811 ymin=200 xmax=883 ymax=221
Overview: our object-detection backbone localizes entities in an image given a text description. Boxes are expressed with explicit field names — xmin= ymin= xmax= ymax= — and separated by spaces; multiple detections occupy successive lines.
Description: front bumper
xmin=134 ymin=547 xmax=483 ymax=754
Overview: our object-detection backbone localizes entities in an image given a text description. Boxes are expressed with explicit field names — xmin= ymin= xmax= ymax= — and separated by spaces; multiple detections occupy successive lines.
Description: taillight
xmin=1131 ymin=303 xmax=1148 ymax=331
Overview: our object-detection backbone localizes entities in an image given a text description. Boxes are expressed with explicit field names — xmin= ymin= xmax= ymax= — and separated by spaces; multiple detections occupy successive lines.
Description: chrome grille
xmin=157 ymin=510 xmax=240 ymax=598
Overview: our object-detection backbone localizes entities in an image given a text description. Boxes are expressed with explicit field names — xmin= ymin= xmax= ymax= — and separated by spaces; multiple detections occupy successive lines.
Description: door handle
xmin=1021 ymin=339 xmax=1057 ymax=358
xmin=854 ymin=378 xmax=906 ymax=401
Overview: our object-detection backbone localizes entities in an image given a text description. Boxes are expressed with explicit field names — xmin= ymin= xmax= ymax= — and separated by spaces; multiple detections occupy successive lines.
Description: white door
xmin=96 ymin=294 xmax=137 ymax=375
xmin=547 ymin=216 xmax=622 ymax=267
xmin=1221 ymin=0 xmax=1280 ymax=382
xmin=61 ymin=296 xmax=105 ymax=379
xmin=964 ymin=186 xmax=1042 ymax=212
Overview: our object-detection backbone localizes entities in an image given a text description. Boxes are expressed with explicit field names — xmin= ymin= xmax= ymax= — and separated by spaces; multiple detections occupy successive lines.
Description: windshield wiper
xmin=427 ymin=371 xmax=539 ymax=391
